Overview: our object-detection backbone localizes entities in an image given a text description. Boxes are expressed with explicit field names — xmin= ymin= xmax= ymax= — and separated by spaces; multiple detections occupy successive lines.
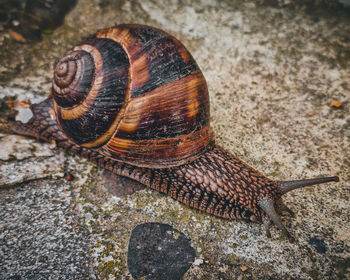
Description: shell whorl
xmin=52 ymin=38 xmax=130 ymax=148
xmin=51 ymin=24 xmax=213 ymax=168
xmin=52 ymin=50 xmax=93 ymax=108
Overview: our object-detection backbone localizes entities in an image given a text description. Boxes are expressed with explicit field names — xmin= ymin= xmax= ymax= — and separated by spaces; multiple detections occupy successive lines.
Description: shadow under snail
xmin=10 ymin=24 xmax=339 ymax=242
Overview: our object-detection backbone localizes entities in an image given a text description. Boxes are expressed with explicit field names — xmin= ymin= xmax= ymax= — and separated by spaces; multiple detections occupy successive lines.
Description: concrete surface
xmin=0 ymin=0 xmax=349 ymax=279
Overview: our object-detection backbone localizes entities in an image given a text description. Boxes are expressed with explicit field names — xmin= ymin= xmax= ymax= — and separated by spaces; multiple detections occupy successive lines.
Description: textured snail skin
xmin=11 ymin=24 xmax=339 ymax=241
xmin=11 ymin=99 xmax=279 ymax=222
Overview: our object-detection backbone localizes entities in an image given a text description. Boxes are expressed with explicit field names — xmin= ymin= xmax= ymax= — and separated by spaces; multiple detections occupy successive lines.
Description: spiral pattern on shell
xmin=53 ymin=51 xmax=92 ymax=108
xmin=51 ymin=24 xmax=213 ymax=168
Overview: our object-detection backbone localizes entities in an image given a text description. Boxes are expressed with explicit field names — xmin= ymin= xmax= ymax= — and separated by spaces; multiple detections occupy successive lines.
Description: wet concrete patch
xmin=101 ymin=169 xmax=144 ymax=197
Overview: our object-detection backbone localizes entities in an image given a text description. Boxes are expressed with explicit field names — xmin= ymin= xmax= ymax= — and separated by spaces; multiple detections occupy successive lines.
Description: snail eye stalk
xmin=259 ymin=198 xmax=295 ymax=242
xmin=278 ymin=176 xmax=339 ymax=195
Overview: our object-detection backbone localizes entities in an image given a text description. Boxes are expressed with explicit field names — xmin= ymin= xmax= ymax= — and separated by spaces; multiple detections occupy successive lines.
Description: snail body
xmin=11 ymin=24 xmax=339 ymax=241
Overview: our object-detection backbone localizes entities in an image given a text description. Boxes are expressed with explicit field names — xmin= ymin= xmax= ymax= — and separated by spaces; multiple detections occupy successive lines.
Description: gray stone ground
xmin=0 ymin=0 xmax=349 ymax=279
xmin=0 ymin=180 xmax=94 ymax=279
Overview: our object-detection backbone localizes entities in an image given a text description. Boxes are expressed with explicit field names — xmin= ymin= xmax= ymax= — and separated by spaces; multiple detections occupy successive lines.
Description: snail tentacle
xmin=278 ymin=176 xmax=339 ymax=195
xmin=259 ymin=198 xmax=295 ymax=242
xmin=263 ymin=216 xmax=272 ymax=238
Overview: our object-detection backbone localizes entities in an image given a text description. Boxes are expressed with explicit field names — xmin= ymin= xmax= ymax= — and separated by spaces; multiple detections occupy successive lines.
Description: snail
xmin=10 ymin=24 xmax=339 ymax=242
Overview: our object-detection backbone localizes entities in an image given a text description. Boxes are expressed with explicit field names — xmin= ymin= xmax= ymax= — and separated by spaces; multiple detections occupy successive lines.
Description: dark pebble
xmin=127 ymin=223 xmax=196 ymax=280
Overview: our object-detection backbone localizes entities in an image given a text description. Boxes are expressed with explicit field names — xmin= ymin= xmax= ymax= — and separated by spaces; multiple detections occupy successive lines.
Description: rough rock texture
xmin=0 ymin=180 xmax=94 ymax=279
xmin=0 ymin=0 xmax=349 ymax=279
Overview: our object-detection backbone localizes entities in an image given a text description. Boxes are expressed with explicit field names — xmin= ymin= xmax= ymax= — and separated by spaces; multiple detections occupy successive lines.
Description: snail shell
xmin=52 ymin=24 xmax=212 ymax=168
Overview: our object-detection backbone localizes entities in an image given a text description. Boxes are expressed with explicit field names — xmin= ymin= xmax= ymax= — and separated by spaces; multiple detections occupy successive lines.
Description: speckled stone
xmin=0 ymin=180 xmax=94 ymax=279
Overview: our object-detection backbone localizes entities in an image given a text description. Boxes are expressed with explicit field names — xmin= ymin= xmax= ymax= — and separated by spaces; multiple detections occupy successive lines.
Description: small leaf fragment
xmin=330 ymin=100 xmax=342 ymax=108
xmin=42 ymin=29 xmax=53 ymax=34
xmin=9 ymin=29 xmax=27 ymax=43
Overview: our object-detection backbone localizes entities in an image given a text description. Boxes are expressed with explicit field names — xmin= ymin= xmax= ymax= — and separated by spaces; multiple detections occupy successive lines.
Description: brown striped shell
xmin=51 ymin=24 xmax=213 ymax=168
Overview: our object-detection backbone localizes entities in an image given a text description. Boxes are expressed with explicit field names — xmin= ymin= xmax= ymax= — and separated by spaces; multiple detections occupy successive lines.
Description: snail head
xmin=258 ymin=176 xmax=339 ymax=242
